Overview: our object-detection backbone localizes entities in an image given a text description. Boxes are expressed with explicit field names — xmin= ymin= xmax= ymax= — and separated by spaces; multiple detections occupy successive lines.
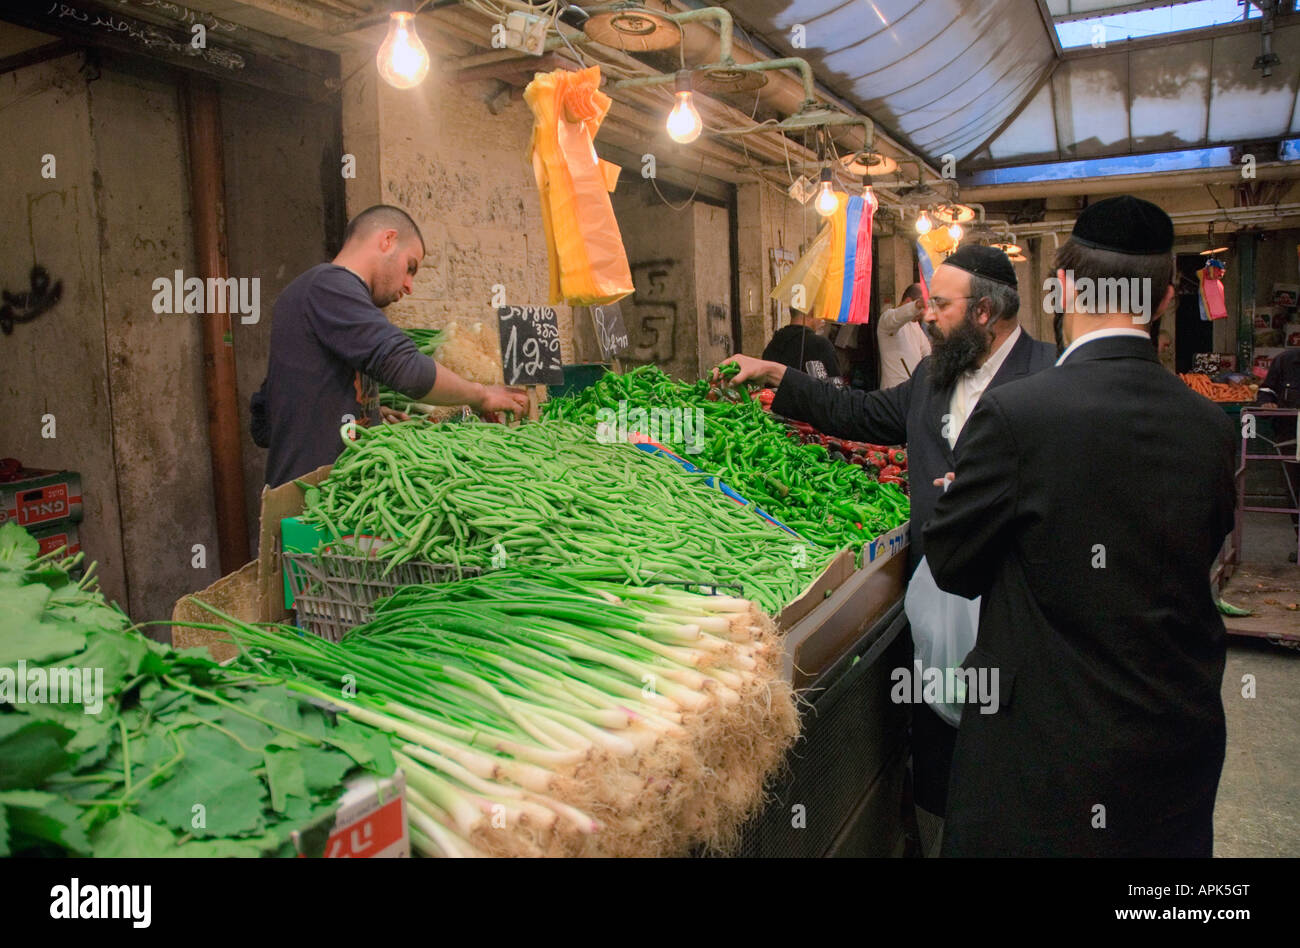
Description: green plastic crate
xmin=547 ymin=363 xmax=609 ymax=400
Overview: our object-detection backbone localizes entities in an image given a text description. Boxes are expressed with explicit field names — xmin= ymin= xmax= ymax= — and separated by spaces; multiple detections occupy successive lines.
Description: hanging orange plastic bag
xmin=525 ymin=66 xmax=633 ymax=306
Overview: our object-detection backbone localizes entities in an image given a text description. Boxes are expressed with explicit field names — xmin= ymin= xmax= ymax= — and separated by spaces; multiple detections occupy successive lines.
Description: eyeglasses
xmin=926 ymin=295 xmax=973 ymax=312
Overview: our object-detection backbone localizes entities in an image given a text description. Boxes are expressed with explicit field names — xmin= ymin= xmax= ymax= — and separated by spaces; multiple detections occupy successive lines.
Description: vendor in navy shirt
xmin=251 ymin=205 xmax=528 ymax=487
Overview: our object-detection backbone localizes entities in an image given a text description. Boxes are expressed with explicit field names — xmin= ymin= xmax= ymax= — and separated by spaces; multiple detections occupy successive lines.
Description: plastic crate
xmin=546 ymin=362 xmax=609 ymax=400
xmin=283 ymin=551 xmax=480 ymax=642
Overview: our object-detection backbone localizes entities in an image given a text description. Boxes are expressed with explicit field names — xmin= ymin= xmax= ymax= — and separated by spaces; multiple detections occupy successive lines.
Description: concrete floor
xmin=1215 ymin=512 xmax=1300 ymax=857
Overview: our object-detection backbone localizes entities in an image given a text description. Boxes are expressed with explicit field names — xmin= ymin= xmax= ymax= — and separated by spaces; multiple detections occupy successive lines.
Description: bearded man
xmin=718 ymin=245 xmax=1055 ymax=855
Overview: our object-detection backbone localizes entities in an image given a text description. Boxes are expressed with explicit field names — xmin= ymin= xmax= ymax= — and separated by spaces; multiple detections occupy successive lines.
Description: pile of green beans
xmin=543 ymin=365 xmax=909 ymax=552
xmin=299 ymin=420 xmax=830 ymax=613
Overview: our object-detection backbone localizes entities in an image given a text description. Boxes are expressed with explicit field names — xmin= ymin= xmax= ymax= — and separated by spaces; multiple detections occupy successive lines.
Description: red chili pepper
xmin=888 ymin=448 xmax=907 ymax=466
xmin=879 ymin=474 xmax=904 ymax=486
xmin=867 ymin=451 xmax=888 ymax=469
xmin=880 ymin=464 xmax=902 ymax=479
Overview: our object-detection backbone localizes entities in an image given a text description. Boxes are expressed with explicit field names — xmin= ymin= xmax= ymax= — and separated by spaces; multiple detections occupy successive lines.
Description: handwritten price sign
xmin=591 ymin=302 xmax=630 ymax=361
xmin=497 ymin=305 xmax=563 ymax=386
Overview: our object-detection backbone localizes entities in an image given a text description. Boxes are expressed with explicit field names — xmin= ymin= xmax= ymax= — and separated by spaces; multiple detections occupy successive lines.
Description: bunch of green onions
xmin=202 ymin=569 xmax=799 ymax=857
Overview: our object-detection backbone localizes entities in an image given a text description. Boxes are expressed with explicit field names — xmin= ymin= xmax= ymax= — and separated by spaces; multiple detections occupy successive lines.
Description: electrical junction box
xmin=788 ymin=175 xmax=814 ymax=205
xmin=503 ymin=11 xmax=549 ymax=55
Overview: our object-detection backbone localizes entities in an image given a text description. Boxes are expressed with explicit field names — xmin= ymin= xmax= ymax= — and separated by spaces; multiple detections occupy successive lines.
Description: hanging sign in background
xmin=591 ymin=301 xmax=630 ymax=361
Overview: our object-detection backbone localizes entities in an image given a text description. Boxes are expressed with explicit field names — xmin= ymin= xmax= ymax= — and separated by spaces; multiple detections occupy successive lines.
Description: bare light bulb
xmin=666 ymin=71 xmax=702 ymax=143
xmin=377 ymin=12 xmax=430 ymax=90
xmin=915 ymin=211 xmax=932 ymax=235
xmin=947 ymin=222 xmax=963 ymax=242
xmin=814 ymin=168 xmax=838 ymax=217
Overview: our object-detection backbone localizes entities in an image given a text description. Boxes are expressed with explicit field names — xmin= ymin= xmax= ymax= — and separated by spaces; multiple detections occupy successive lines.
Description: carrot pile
xmin=1180 ymin=373 xmax=1255 ymax=403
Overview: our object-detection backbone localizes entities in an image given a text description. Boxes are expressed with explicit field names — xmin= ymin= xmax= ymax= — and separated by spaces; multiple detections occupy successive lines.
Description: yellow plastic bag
xmin=770 ymin=225 xmax=831 ymax=314
xmin=525 ymin=66 xmax=633 ymax=306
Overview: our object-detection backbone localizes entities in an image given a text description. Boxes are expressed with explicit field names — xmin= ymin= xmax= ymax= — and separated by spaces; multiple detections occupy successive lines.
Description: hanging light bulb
xmin=666 ymin=71 xmax=703 ymax=144
xmin=814 ymin=166 xmax=838 ymax=217
xmin=915 ymin=210 xmax=933 ymax=235
xmin=948 ymin=222 xmax=963 ymax=242
xmin=377 ymin=12 xmax=430 ymax=89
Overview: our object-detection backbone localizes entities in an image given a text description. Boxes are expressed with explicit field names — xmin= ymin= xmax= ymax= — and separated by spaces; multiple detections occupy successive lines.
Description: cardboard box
xmin=0 ymin=471 xmax=82 ymax=528
xmin=173 ymin=469 xmax=330 ymax=659
xmin=776 ymin=547 xmax=855 ymax=630
xmin=293 ymin=771 xmax=409 ymax=859
xmin=172 ymin=560 xmax=261 ymax=663
xmin=865 ymin=522 xmax=908 ymax=564
xmin=258 ymin=466 xmax=332 ymax=627
xmin=28 ymin=521 xmax=81 ymax=558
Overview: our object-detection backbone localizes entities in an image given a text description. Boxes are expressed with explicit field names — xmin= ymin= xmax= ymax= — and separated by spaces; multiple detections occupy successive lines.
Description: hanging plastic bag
xmin=1198 ymin=260 xmax=1228 ymax=321
xmin=816 ymin=192 xmax=850 ymax=322
xmin=846 ymin=189 xmax=877 ymax=324
xmin=525 ymin=66 xmax=633 ymax=306
xmin=915 ymin=228 xmax=959 ymax=302
xmin=770 ymin=225 xmax=831 ymax=314
xmin=904 ymin=556 xmax=982 ymax=727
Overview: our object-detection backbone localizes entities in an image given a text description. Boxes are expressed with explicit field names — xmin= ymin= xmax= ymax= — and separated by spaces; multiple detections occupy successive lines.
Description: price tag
xmin=497 ymin=305 xmax=564 ymax=386
xmin=591 ymin=302 xmax=630 ymax=361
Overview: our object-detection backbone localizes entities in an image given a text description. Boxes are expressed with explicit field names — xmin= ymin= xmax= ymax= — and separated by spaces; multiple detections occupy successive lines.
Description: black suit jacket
xmin=771 ymin=328 xmax=1057 ymax=572
xmin=923 ymin=337 xmax=1237 ymax=856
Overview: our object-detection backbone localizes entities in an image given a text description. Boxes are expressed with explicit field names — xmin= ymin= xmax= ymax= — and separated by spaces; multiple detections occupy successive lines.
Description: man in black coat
xmin=923 ymin=196 xmax=1237 ymax=856
xmin=719 ymin=246 xmax=1057 ymax=853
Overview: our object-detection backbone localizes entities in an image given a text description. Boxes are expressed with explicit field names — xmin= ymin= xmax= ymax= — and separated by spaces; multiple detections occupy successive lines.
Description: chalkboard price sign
xmin=591 ymin=302 xmax=630 ymax=361
xmin=497 ymin=305 xmax=564 ymax=386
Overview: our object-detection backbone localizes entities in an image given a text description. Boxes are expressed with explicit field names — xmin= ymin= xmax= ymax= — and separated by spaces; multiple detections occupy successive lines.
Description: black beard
xmin=1053 ymin=309 xmax=1066 ymax=357
xmin=928 ymin=313 xmax=992 ymax=390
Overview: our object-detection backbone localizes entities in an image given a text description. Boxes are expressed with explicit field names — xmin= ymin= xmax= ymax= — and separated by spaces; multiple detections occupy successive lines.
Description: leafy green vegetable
xmin=90 ymin=812 xmax=177 ymax=858
xmin=263 ymin=748 xmax=308 ymax=813
xmin=0 ymin=522 xmax=396 ymax=858
xmin=0 ymin=790 xmax=91 ymax=854
xmin=0 ymin=717 xmax=76 ymax=789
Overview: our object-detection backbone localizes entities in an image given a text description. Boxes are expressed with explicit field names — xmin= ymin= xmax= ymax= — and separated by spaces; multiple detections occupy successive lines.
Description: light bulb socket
xmin=818 ymin=166 xmax=833 ymax=184
xmin=558 ymin=4 xmax=590 ymax=29
xmin=674 ymin=70 xmax=693 ymax=94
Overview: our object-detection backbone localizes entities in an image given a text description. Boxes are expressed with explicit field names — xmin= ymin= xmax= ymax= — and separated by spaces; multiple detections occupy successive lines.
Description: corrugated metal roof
xmin=723 ymin=0 xmax=1057 ymax=162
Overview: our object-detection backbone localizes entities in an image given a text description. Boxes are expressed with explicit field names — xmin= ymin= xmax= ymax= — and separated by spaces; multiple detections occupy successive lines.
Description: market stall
xmin=3 ymin=361 xmax=911 ymax=858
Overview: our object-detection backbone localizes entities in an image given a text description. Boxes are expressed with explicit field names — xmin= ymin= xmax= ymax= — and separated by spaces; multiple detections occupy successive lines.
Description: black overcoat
xmin=924 ymin=337 xmax=1237 ymax=856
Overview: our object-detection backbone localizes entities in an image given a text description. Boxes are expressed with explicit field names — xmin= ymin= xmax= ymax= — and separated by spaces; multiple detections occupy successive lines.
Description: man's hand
xmin=933 ymin=471 xmax=955 ymax=491
xmin=379 ymin=406 xmax=410 ymax=425
xmin=475 ymin=383 xmax=530 ymax=416
xmin=912 ymin=298 xmax=927 ymax=321
xmin=714 ymin=354 xmax=787 ymax=388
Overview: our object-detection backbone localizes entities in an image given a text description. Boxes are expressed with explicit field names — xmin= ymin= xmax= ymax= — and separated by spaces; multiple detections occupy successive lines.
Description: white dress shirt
xmin=877 ymin=302 xmax=932 ymax=389
xmin=946 ymin=325 xmax=1022 ymax=449
xmin=1056 ymin=327 xmax=1152 ymax=366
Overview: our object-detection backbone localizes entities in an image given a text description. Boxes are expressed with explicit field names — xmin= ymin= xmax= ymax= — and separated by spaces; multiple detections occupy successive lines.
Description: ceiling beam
xmin=961 ymin=160 xmax=1300 ymax=201
xmin=0 ymin=39 xmax=73 ymax=77
xmin=0 ymin=0 xmax=339 ymax=102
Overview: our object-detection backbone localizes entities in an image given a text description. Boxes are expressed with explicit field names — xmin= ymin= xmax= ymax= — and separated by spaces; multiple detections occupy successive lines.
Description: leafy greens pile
xmin=0 ymin=523 xmax=394 ymax=857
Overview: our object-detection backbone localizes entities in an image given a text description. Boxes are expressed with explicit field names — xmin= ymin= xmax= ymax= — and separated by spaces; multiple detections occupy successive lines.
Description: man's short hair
xmin=1054 ymin=238 xmax=1176 ymax=317
xmin=901 ymin=283 xmax=923 ymax=303
xmin=343 ymin=204 xmax=425 ymax=256
xmin=968 ymin=273 xmax=1020 ymax=324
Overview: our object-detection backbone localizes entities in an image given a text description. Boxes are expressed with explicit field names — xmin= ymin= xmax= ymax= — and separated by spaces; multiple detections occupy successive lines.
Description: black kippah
xmin=1071 ymin=195 xmax=1174 ymax=255
xmin=943 ymin=244 xmax=1018 ymax=288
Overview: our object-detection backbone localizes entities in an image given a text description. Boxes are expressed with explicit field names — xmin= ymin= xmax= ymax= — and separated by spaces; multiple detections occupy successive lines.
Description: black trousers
xmin=910 ymin=702 xmax=959 ymax=816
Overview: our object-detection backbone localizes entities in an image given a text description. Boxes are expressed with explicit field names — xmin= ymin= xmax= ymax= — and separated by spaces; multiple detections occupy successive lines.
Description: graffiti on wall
xmin=628 ymin=259 xmax=678 ymax=364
